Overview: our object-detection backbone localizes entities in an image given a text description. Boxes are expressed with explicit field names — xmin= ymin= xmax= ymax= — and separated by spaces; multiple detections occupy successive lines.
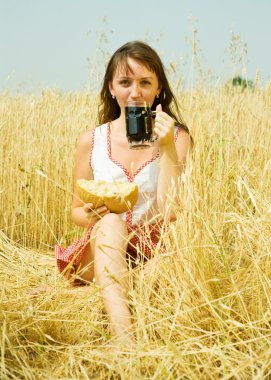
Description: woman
xmin=55 ymin=41 xmax=192 ymax=347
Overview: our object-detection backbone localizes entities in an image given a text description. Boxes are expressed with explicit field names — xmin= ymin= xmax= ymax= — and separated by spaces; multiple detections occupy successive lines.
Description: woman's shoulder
xmin=76 ymin=124 xmax=107 ymax=151
xmin=77 ymin=130 xmax=94 ymax=149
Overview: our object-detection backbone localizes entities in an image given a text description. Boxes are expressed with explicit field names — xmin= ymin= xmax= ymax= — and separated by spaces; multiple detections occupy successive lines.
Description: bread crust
xmin=76 ymin=179 xmax=139 ymax=213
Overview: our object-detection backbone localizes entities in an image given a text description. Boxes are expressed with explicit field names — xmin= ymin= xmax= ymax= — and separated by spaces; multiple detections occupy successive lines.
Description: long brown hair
xmin=97 ymin=40 xmax=190 ymax=134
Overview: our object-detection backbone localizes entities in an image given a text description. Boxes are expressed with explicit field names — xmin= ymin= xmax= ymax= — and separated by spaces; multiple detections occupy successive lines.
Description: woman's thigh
xmin=75 ymin=214 xmax=129 ymax=282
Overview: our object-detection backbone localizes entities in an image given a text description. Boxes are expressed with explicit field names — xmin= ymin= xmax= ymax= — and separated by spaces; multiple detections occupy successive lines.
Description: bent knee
xmin=94 ymin=213 xmax=127 ymax=233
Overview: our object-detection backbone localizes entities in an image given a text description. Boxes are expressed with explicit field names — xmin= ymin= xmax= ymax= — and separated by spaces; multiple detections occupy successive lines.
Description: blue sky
xmin=1 ymin=0 xmax=270 ymax=93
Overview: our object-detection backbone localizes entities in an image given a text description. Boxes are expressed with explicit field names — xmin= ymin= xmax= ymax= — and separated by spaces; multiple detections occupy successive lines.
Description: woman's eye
xmin=141 ymin=80 xmax=151 ymax=85
xmin=119 ymin=80 xmax=130 ymax=86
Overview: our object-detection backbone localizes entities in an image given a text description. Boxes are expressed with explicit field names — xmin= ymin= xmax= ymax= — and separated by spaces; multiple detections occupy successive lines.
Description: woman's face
xmin=109 ymin=57 xmax=161 ymax=115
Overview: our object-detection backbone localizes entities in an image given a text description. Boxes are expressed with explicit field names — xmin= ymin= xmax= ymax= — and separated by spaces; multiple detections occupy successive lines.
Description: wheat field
xmin=1 ymin=83 xmax=271 ymax=379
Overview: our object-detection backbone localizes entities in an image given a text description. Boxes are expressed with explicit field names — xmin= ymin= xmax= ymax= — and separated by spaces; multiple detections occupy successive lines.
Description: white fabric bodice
xmin=90 ymin=123 xmax=159 ymax=226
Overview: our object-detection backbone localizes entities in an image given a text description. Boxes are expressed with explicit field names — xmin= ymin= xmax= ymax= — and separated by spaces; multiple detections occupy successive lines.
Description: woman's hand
xmin=83 ymin=203 xmax=110 ymax=225
xmin=153 ymin=104 xmax=175 ymax=147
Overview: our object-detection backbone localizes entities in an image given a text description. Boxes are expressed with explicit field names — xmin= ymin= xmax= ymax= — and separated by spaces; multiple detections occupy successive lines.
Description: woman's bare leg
xmin=76 ymin=241 xmax=95 ymax=282
xmin=80 ymin=213 xmax=135 ymax=345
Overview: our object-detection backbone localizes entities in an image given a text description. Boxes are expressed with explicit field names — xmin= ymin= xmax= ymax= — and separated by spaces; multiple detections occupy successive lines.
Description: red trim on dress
xmin=89 ymin=128 xmax=95 ymax=166
xmin=107 ymin=122 xmax=159 ymax=181
xmin=126 ymin=210 xmax=133 ymax=226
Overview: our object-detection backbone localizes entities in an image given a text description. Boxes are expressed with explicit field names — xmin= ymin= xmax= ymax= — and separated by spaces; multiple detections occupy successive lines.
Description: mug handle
xmin=150 ymin=111 xmax=158 ymax=142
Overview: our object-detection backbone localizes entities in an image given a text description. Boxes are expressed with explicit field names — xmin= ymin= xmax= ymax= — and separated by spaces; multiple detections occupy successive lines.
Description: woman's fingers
xmin=99 ymin=208 xmax=110 ymax=218
xmin=94 ymin=205 xmax=107 ymax=212
xmin=83 ymin=203 xmax=109 ymax=219
xmin=83 ymin=203 xmax=94 ymax=213
xmin=153 ymin=109 xmax=175 ymax=145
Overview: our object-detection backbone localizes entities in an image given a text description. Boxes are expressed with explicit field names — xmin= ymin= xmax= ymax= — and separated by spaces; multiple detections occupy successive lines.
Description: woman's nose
xmin=130 ymin=83 xmax=141 ymax=98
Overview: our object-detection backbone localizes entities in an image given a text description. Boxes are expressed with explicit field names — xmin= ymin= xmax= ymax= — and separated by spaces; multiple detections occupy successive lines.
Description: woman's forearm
xmin=157 ymin=143 xmax=181 ymax=217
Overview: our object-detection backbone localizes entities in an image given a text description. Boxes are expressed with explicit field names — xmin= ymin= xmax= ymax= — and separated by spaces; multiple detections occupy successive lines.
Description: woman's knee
xmin=91 ymin=214 xmax=129 ymax=265
xmin=95 ymin=213 xmax=128 ymax=235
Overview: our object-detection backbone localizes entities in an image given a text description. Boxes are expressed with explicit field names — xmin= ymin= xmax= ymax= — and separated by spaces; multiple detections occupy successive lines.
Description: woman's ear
xmin=109 ymin=82 xmax=115 ymax=98
xmin=157 ymin=85 xmax=162 ymax=97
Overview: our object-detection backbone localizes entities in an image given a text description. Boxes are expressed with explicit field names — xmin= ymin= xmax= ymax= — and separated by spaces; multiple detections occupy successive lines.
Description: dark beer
xmin=125 ymin=104 xmax=153 ymax=149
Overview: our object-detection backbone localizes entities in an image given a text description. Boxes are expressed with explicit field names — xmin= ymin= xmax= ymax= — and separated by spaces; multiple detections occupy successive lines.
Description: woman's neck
xmin=110 ymin=116 xmax=126 ymax=138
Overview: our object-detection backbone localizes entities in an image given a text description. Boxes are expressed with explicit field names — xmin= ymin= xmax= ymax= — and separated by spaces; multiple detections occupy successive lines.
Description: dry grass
xmin=1 ymin=84 xmax=271 ymax=379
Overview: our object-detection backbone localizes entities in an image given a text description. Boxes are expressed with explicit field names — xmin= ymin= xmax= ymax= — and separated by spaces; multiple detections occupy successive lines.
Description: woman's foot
xmin=28 ymin=285 xmax=54 ymax=297
xmin=104 ymin=335 xmax=137 ymax=353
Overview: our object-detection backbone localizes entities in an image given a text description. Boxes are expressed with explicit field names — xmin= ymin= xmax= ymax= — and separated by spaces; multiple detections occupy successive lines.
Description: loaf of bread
xmin=76 ymin=179 xmax=139 ymax=214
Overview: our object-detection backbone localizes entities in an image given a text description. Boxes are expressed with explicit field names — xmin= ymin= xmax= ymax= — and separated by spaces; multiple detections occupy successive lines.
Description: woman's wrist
xmin=159 ymin=141 xmax=178 ymax=163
